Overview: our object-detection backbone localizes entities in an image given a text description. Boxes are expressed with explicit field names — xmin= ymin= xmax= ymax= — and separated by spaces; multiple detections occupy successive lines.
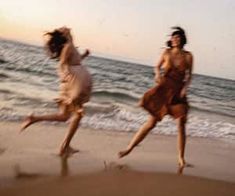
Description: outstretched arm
xmin=80 ymin=49 xmax=90 ymax=60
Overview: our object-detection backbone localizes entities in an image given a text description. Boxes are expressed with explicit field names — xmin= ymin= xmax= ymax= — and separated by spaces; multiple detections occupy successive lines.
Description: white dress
xmin=57 ymin=63 xmax=92 ymax=110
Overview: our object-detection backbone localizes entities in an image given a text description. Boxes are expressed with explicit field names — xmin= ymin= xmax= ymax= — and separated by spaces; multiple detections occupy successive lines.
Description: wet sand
xmin=0 ymin=121 xmax=234 ymax=195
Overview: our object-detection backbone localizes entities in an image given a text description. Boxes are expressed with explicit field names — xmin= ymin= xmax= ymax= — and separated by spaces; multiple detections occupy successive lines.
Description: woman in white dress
xmin=21 ymin=27 xmax=92 ymax=156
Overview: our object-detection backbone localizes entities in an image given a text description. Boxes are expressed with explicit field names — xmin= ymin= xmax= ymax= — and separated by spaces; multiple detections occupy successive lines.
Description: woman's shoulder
xmin=63 ymin=42 xmax=73 ymax=50
xmin=183 ymin=50 xmax=193 ymax=67
xmin=163 ymin=48 xmax=171 ymax=53
xmin=182 ymin=50 xmax=193 ymax=62
xmin=61 ymin=42 xmax=78 ymax=56
xmin=161 ymin=48 xmax=171 ymax=57
xmin=183 ymin=50 xmax=193 ymax=56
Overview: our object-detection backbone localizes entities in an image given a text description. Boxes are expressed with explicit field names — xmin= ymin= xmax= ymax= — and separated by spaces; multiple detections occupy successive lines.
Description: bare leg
xmin=20 ymin=105 xmax=70 ymax=132
xmin=177 ymin=116 xmax=187 ymax=167
xmin=59 ymin=108 xmax=84 ymax=156
xmin=118 ymin=115 xmax=158 ymax=158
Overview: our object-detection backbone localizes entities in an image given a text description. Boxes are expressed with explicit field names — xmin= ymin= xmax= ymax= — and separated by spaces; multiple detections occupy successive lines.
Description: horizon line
xmin=0 ymin=36 xmax=234 ymax=81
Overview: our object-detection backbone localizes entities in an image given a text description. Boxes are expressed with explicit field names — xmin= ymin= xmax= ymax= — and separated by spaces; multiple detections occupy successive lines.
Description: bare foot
xmin=59 ymin=146 xmax=79 ymax=157
xmin=177 ymin=165 xmax=184 ymax=175
xmin=177 ymin=162 xmax=194 ymax=175
xmin=20 ymin=114 xmax=35 ymax=133
xmin=178 ymin=157 xmax=186 ymax=168
xmin=118 ymin=149 xmax=131 ymax=158
xmin=177 ymin=158 xmax=186 ymax=175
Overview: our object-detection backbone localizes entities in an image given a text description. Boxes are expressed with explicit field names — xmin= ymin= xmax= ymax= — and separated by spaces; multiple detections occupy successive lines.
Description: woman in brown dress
xmin=20 ymin=27 xmax=92 ymax=156
xmin=118 ymin=27 xmax=193 ymax=167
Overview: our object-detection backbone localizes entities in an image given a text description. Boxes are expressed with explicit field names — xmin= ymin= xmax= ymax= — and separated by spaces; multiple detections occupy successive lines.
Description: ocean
xmin=0 ymin=38 xmax=234 ymax=140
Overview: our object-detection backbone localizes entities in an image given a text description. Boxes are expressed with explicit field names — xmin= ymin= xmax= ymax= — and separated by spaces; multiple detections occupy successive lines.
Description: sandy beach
xmin=0 ymin=121 xmax=234 ymax=195
xmin=1 ymin=0 xmax=235 ymax=194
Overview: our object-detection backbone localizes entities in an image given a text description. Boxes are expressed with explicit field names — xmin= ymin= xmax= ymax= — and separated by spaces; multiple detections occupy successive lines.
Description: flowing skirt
xmin=139 ymin=76 xmax=189 ymax=120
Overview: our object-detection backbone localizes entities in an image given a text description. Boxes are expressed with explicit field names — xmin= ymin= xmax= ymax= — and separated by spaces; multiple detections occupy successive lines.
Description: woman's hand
xmin=154 ymin=74 xmax=162 ymax=84
xmin=180 ymin=87 xmax=187 ymax=98
xmin=83 ymin=49 xmax=90 ymax=57
xmin=81 ymin=49 xmax=90 ymax=60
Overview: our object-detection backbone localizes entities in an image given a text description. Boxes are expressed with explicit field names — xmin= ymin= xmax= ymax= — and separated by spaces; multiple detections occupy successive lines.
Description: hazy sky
xmin=0 ymin=0 xmax=235 ymax=79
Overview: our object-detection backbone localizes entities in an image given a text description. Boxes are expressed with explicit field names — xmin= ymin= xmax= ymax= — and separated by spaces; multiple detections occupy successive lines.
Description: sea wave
xmin=83 ymin=104 xmax=235 ymax=140
xmin=0 ymin=38 xmax=234 ymax=140
xmin=93 ymin=90 xmax=140 ymax=102
xmin=92 ymin=89 xmax=235 ymax=118
xmin=0 ymin=96 xmax=234 ymax=140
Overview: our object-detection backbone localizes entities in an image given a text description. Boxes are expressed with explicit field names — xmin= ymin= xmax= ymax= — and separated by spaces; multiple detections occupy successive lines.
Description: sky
xmin=0 ymin=0 xmax=235 ymax=80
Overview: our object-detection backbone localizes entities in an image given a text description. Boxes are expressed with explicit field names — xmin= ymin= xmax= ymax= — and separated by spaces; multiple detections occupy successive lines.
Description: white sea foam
xmin=81 ymin=104 xmax=235 ymax=140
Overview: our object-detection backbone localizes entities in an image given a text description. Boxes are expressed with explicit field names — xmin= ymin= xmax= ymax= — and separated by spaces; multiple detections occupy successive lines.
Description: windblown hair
xmin=44 ymin=30 xmax=68 ymax=59
xmin=167 ymin=27 xmax=187 ymax=48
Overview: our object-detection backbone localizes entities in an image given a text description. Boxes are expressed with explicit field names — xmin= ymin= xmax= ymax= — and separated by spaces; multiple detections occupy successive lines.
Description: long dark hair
xmin=166 ymin=26 xmax=187 ymax=48
xmin=44 ymin=30 xmax=68 ymax=59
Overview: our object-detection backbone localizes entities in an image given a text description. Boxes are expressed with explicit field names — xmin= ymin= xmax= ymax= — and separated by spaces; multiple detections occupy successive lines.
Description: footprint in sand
xmin=103 ymin=161 xmax=130 ymax=171
xmin=0 ymin=148 xmax=5 ymax=155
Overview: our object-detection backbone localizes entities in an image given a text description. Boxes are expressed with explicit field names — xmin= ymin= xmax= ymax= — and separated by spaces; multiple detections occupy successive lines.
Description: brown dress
xmin=139 ymin=66 xmax=189 ymax=120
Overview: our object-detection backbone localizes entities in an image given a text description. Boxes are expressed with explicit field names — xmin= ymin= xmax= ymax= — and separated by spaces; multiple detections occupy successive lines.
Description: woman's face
xmin=171 ymin=34 xmax=181 ymax=47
